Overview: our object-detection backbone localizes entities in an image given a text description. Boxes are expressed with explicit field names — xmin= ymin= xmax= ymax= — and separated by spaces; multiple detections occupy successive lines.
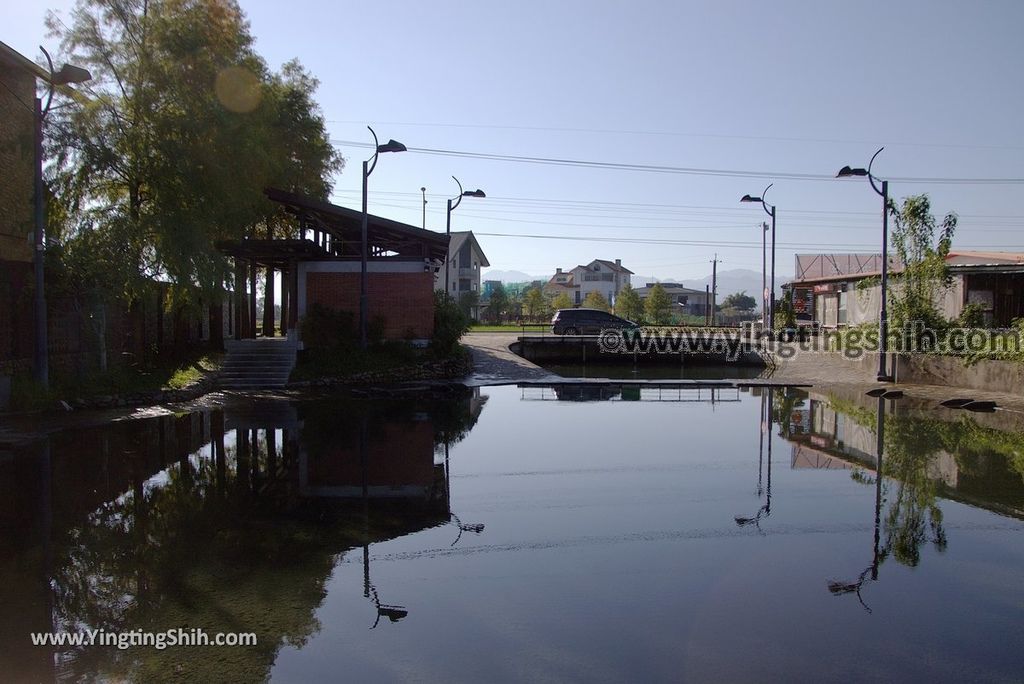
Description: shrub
xmin=433 ymin=291 xmax=470 ymax=354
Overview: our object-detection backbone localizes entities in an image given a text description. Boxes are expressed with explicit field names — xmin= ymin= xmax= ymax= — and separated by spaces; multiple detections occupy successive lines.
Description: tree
xmin=552 ymin=292 xmax=573 ymax=311
xmin=523 ymin=288 xmax=548 ymax=320
xmin=46 ymin=0 xmax=341 ymax=311
xmin=582 ymin=291 xmax=610 ymax=312
xmin=486 ymin=283 xmax=509 ymax=323
xmin=644 ymin=283 xmax=673 ymax=325
xmin=888 ymin=194 xmax=957 ymax=330
xmin=722 ymin=291 xmax=756 ymax=312
xmin=457 ymin=290 xmax=479 ymax=319
xmin=614 ymin=283 xmax=643 ymax=322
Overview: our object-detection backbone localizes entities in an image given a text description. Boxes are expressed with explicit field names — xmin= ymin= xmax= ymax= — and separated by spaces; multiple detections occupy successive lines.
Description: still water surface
xmin=3 ymin=385 xmax=1024 ymax=682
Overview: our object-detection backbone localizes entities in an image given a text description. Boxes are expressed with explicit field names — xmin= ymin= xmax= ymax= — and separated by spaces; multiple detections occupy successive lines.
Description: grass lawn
xmin=469 ymin=323 xmax=550 ymax=332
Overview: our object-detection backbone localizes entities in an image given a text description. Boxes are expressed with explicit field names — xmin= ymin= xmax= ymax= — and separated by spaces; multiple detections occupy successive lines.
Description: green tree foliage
xmin=433 ymin=290 xmax=470 ymax=353
xmin=522 ymin=287 xmax=548 ymax=320
xmin=888 ymin=194 xmax=957 ymax=330
xmin=457 ymin=290 xmax=479 ymax=319
xmin=486 ymin=282 xmax=509 ymax=323
xmin=614 ymin=283 xmax=643 ymax=322
xmin=644 ymin=283 xmax=673 ymax=325
xmin=722 ymin=291 xmax=756 ymax=312
xmin=582 ymin=291 xmax=610 ymax=312
xmin=552 ymin=292 xmax=573 ymax=311
xmin=46 ymin=0 xmax=341 ymax=308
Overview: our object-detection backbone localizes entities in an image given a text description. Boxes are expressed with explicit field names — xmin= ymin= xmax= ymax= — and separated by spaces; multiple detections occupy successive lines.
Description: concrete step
xmin=219 ymin=337 xmax=298 ymax=390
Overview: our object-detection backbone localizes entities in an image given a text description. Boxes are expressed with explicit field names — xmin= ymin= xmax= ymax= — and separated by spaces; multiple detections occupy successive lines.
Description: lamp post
xmin=34 ymin=47 xmax=91 ymax=388
xmin=360 ymin=126 xmax=406 ymax=349
xmin=444 ymin=176 xmax=486 ymax=297
xmin=761 ymin=221 xmax=769 ymax=330
xmin=420 ymin=186 xmax=427 ymax=230
xmin=741 ymin=184 xmax=776 ymax=331
xmin=837 ymin=147 xmax=891 ymax=382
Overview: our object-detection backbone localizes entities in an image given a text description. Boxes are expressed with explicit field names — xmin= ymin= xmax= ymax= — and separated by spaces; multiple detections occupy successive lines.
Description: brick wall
xmin=306 ymin=271 xmax=435 ymax=339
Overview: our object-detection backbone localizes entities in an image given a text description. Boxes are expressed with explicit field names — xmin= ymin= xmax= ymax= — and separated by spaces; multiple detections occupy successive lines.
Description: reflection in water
xmin=3 ymin=384 xmax=1024 ymax=681
xmin=0 ymin=389 xmax=486 ymax=682
xmin=780 ymin=388 xmax=1024 ymax=612
xmin=735 ymin=390 xmax=773 ymax=532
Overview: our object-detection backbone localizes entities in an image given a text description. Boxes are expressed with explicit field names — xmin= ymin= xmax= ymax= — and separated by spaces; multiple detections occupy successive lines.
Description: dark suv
xmin=551 ymin=308 xmax=638 ymax=335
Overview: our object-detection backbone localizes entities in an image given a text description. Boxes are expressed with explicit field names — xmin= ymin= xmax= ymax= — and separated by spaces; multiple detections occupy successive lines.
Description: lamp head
xmin=836 ymin=165 xmax=868 ymax=178
xmin=463 ymin=189 xmax=486 ymax=198
xmin=740 ymin=194 xmax=761 ymax=203
xmin=377 ymin=139 xmax=407 ymax=154
xmin=52 ymin=63 xmax=91 ymax=86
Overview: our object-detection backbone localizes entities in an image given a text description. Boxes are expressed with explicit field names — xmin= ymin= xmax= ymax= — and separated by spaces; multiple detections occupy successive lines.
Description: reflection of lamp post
xmin=837 ymin=147 xmax=891 ymax=381
xmin=360 ymin=126 xmax=407 ymax=349
xmin=34 ymin=47 xmax=92 ymax=387
xmin=741 ymin=185 xmax=776 ymax=330
xmin=444 ymin=176 xmax=486 ymax=298
xmin=445 ymin=442 xmax=485 ymax=546
xmin=828 ymin=395 xmax=886 ymax=612
xmin=736 ymin=390 xmax=773 ymax=530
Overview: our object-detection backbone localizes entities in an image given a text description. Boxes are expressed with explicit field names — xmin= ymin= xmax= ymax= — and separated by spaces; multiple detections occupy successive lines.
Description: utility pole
xmin=421 ymin=187 xmax=427 ymax=230
xmin=710 ymin=254 xmax=719 ymax=327
xmin=704 ymin=285 xmax=710 ymax=326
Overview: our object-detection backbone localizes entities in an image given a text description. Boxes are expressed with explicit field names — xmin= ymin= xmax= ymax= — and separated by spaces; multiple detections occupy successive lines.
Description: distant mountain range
xmin=481 ymin=269 xmax=543 ymax=283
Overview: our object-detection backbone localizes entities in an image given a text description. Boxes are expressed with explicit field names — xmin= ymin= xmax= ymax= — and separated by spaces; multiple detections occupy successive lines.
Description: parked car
xmin=551 ymin=308 xmax=638 ymax=335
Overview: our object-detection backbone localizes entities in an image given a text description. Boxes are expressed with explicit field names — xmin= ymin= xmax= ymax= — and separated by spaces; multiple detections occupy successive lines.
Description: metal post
xmin=33 ymin=96 xmax=48 ymax=388
xmin=761 ymin=222 xmax=768 ymax=330
xmin=444 ymin=198 xmax=453 ymax=297
xmin=877 ymin=181 xmax=890 ymax=381
xmin=421 ymin=187 xmax=427 ymax=230
xmin=360 ymin=159 xmax=369 ymax=349
xmin=769 ymin=206 xmax=776 ymax=330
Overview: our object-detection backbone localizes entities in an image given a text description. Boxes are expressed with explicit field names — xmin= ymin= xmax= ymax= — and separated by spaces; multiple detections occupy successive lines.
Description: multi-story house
xmin=435 ymin=231 xmax=489 ymax=319
xmin=543 ymin=259 xmax=633 ymax=306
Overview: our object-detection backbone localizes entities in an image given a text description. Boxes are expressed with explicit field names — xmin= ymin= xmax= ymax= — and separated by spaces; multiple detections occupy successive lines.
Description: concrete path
xmin=460 ymin=332 xmax=561 ymax=385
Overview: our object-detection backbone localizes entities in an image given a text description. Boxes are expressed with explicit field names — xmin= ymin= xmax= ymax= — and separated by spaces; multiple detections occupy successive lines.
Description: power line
xmin=330 ymin=188 xmax=1024 ymax=220
xmin=331 ymin=139 xmax=1024 ymax=185
xmin=326 ymin=119 xmax=1024 ymax=153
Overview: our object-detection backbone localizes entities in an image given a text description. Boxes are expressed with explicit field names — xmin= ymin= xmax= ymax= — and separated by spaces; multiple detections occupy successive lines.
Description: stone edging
xmin=286 ymin=354 xmax=474 ymax=389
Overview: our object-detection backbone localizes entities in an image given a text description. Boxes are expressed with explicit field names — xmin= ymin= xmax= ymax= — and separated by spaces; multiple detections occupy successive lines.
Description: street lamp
xmin=420 ymin=186 xmax=427 ymax=229
xmin=837 ymin=147 xmax=891 ymax=381
xmin=360 ymin=126 xmax=406 ymax=349
xmin=444 ymin=176 xmax=486 ymax=297
xmin=741 ymin=184 xmax=777 ymax=331
xmin=35 ymin=47 xmax=91 ymax=388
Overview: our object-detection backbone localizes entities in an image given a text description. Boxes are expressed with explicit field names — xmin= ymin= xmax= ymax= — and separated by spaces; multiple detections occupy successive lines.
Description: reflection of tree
xmin=46 ymin=392 xmax=478 ymax=682
xmin=880 ymin=416 xmax=947 ymax=566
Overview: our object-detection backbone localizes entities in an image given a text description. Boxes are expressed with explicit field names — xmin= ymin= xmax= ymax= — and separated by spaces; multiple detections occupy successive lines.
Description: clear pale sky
xmin=7 ymin=0 xmax=1024 ymax=282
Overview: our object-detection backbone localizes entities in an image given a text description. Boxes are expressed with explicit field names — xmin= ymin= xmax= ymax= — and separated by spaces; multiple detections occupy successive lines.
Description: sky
xmin=6 ymin=0 xmax=1024 ymax=284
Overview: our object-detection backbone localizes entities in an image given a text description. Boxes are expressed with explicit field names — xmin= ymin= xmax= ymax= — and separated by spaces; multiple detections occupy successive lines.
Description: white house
xmin=436 ymin=231 xmax=490 ymax=318
xmin=543 ymin=259 xmax=633 ymax=306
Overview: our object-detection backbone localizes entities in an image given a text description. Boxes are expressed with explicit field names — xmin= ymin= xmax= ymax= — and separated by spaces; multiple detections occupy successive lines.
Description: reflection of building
xmin=783 ymin=389 xmax=959 ymax=487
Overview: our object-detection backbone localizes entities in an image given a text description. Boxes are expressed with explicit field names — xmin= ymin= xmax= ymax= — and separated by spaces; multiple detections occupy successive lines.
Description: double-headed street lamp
xmin=741 ymin=184 xmax=777 ymax=330
xmin=837 ymin=147 xmax=891 ymax=382
xmin=444 ymin=176 xmax=485 ymax=297
xmin=35 ymin=47 xmax=91 ymax=388
xmin=360 ymin=126 xmax=406 ymax=349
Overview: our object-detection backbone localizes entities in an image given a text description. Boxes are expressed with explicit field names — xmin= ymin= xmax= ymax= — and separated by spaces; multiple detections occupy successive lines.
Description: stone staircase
xmin=219 ymin=337 xmax=298 ymax=390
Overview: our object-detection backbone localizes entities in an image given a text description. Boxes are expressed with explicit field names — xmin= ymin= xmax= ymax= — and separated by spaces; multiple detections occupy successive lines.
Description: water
xmin=3 ymin=385 xmax=1023 ymax=682
xmin=541 ymin=361 xmax=767 ymax=380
